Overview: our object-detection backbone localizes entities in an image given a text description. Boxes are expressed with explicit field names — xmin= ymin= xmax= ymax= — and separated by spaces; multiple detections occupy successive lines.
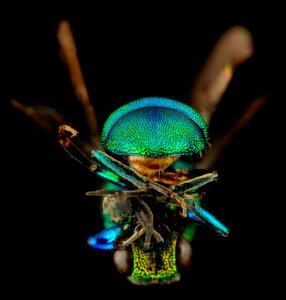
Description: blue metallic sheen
xmin=188 ymin=206 xmax=229 ymax=237
xmin=87 ymin=226 xmax=122 ymax=250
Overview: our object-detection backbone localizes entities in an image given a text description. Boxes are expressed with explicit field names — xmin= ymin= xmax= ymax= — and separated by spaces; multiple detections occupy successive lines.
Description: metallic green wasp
xmin=58 ymin=96 xmax=228 ymax=285
xmin=12 ymin=21 xmax=267 ymax=286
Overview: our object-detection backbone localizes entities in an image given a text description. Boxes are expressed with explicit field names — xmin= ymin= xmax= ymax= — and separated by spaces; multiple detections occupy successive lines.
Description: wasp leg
xmin=120 ymin=227 xmax=146 ymax=248
xmin=146 ymin=181 xmax=188 ymax=217
xmin=188 ymin=204 xmax=229 ymax=237
xmin=92 ymin=150 xmax=189 ymax=218
xmin=92 ymin=150 xmax=148 ymax=189
xmin=173 ymin=171 xmax=218 ymax=195
xmin=133 ymin=198 xmax=164 ymax=250
xmin=86 ymin=189 xmax=164 ymax=247
xmin=86 ymin=190 xmax=152 ymax=197
xmin=89 ymin=152 xmax=224 ymax=233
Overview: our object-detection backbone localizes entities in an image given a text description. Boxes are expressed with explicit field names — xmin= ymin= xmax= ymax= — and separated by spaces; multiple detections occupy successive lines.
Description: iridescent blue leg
xmin=187 ymin=205 xmax=229 ymax=237
xmin=91 ymin=150 xmax=147 ymax=189
xmin=87 ymin=225 xmax=123 ymax=250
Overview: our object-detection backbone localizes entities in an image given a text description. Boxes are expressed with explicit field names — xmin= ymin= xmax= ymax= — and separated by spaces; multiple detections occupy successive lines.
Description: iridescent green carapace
xmin=102 ymin=97 xmax=208 ymax=157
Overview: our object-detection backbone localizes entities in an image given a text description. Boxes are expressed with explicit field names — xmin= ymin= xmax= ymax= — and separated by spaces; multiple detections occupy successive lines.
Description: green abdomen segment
xmin=128 ymin=234 xmax=180 ymax=285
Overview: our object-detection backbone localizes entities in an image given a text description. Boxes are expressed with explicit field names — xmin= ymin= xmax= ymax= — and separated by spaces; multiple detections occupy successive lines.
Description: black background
xmin=1 ymin=8 xmax=281 ymax=298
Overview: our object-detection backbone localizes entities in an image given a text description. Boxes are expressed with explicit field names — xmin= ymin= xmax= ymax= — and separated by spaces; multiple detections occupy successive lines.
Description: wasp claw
xmin=143 ymin=241 xmax=151 ymax=251
xmin=153 ymin=230 xmax=164 ymax=243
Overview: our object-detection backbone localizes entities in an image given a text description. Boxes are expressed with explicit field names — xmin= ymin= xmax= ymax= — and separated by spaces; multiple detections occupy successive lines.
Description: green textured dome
xmin=102 ymin=97 xmax=208 ymax=157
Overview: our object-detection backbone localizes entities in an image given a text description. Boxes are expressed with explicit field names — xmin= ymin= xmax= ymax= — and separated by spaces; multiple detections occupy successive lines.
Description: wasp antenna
xmin=57 ymin=20 xmax=101 ymax=149
xmin=190 ymin=26 xmax=253 ymax=124
xmin=58 ymin=125 xmax=98 ymax=173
